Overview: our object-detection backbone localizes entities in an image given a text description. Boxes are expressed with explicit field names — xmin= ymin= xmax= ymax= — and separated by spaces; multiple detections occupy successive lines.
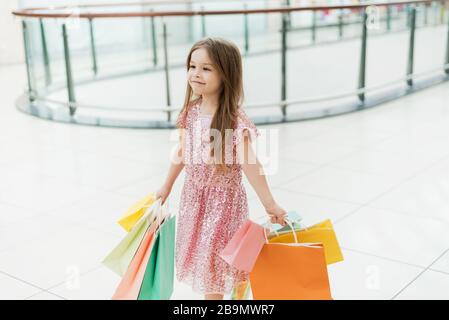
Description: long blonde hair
xmin=177 ymin=37 xmax=245 ymax=172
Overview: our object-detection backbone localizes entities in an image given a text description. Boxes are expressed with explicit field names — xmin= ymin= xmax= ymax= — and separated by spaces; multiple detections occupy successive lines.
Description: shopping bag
xmin=111 ymin=221 xmax=159 ymax=300
xmin=219 ymin=220 xmax=267 ymax=272
xmin=250 ymin=220 xmax=333 ymax=300
xmin=112 ymin=200 xmax=168 ymax=300
xmin=268 ymin=219 xmax=344 ymax=265
xmin=138 ymin=213 xmax=176 ymax=300
xmin=231 ymin=280 xmax=251 ymax=300
xmin=118 ymin=192 xmax=156 ymax=232
xmin=102 ymin=199 xmax=159 ymax=277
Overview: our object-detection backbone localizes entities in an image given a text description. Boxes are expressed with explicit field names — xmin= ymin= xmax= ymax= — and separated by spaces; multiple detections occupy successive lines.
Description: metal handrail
xmin=12 ymin=0 xmax=449 ymax=19
xmin=29 ymin=63 xmax=448 ymax=114
xmin=17 ymin=0 xmax=284 ymax=14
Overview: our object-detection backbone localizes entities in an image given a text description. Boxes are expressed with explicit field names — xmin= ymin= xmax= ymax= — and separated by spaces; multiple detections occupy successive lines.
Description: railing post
xmin=406 ymin=6 xmax=416 ymax=87
xmin=201 ymin=6 xmax=206 ymax=38
xmin=440 ymin=1 xmax=445 ymax=24
xmin=311 ymin=10 xmax=317 ymax=43
xmin=244 ymin=3 xmax=249 ymax=54
xmin=281 ymin=13 xmax=288 ymax=120
xmin=358 ymin=9 xmax=368 ymax=103
xmin=88 ymin=18 xmax=98 ymax=76
xmin=22 ymin=21 xmax=35 ymax=102
xmin=62 ymin=24 xmax=76 ymax=116
xmin=286 ymin=0 xmax=292 ymax=28
xmin=151 ymin=9 xmax=158 ymax=66
xmin=39 ymin=19 xmax=51 ymax=86
xmin=162 ymin=21 xmax=171 ymax=122
xmin=338 ymin=11 xmax=344 ymax=39
xmin=424 ymin=3 xmax=428 ymax=25
xmin=445 ymin=5 xmax=449 ymax=74
xmin=386 ymin=5 xmax=391 ymax=31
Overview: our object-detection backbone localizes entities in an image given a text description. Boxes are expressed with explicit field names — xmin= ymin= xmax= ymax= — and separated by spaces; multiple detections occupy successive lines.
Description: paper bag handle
xmin=263 ymin=218 xmax=298 ymax=244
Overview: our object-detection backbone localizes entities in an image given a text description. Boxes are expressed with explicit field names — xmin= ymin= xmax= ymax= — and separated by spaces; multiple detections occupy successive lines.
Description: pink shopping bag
xmin=219 ymin=220 xmax=267 ymax=272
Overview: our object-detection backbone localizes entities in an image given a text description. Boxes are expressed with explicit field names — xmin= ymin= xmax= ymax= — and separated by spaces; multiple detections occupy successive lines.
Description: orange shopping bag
xmin=249 ymin=221 xmax=333 ymax=300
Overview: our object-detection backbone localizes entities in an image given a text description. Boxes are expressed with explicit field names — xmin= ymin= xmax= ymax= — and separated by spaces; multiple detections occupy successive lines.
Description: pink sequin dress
xmin=175 ymin=97 xmax=260 ymax=295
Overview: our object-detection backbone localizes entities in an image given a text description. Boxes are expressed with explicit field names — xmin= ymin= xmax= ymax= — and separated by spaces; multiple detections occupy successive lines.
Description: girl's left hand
xmin=265 ymin=202 xmax=288 ymax=226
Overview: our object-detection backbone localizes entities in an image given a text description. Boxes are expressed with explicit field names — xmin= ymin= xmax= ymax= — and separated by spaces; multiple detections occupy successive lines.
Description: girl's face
xmin=188 ymin=48 xmax=222 ymax=97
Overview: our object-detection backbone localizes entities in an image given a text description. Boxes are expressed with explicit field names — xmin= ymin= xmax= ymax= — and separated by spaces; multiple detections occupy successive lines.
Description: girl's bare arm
xmin=163 ymin=141 xmax=185 ymax=189
xmin=157 ymin=130 xmax=185 ymax=203
xmin=240 ymin=134 xmax=287 ymax=225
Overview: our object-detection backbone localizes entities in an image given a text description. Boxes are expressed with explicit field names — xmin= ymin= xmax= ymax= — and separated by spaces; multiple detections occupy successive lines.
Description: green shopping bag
xmin=138 ymin=214 xmax=176 ymax=300
xmin=102 ymin=200 xmax=161 ymax=277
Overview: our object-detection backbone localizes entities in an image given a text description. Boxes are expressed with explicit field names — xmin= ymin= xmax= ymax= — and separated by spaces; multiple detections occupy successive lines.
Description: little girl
xmin=156 ymin=37 xmax=287 ymax=300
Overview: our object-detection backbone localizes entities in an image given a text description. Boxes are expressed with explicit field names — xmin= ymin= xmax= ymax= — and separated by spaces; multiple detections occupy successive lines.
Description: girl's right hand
xmin=155 ymin=184 xmax=172 ymax=205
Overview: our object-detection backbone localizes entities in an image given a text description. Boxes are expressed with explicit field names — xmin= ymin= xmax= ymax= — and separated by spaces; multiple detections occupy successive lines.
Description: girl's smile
xmin=188 ymin=48 xmax=222 ymax=102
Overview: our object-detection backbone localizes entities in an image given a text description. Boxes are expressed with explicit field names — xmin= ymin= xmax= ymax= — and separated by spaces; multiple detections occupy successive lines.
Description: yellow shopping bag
xmin=268 ymin=219 xmax=344 ymax=265
xmin=117 ymin=192 xmax=156 ymax=232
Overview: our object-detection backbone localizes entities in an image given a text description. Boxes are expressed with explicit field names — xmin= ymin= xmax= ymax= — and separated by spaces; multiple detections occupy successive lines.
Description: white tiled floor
xmin=430 ymin=250 xmax=449 ymax=274
xmin=327 ymin=249 xmax=424 ymax=300
xmin=335 ymin=207 xmax=449 ymax=267
xmin=1 ymin=62 xmax=449 ymax=300
xmin=393 ymin=269 xmax=449 ymax=300
xmin=0 ymin=272 xmax=42 ymax=300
